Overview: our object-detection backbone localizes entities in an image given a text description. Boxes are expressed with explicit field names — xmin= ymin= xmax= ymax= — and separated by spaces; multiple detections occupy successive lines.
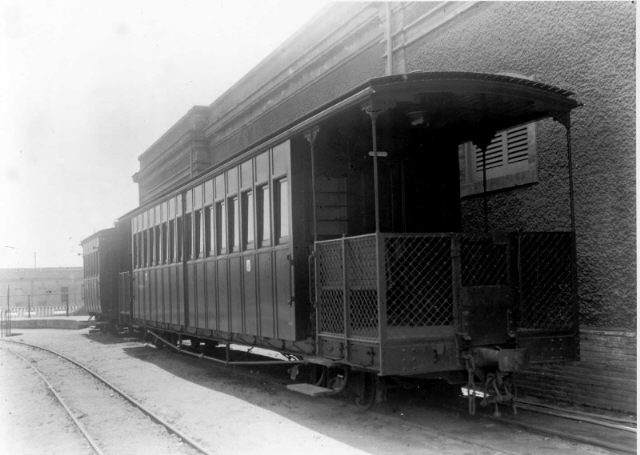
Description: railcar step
xmin=286 ymin=383 xmax=334 ymax=397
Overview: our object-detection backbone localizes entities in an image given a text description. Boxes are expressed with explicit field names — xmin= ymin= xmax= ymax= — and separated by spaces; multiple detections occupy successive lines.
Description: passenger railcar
xmin=93 ymin=72 xmax=581 ymax=413
xmin=81 ymin=221 xmax=131 ymax=331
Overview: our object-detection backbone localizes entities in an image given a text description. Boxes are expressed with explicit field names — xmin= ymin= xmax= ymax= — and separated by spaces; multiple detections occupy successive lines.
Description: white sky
xmin=0 ymin=0 xmax=329 ymax=268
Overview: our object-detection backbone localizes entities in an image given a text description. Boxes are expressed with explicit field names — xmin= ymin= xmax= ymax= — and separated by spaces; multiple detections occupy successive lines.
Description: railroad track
xmin=139 ymin=335 xmax=637 ymax=454
xmin=5 ymin=335 xmax=634 ymax=454
xmin=0 ymin=339 xmax=214 ymax=455
xmin=504 ymin=399 xmax=637 ymax=454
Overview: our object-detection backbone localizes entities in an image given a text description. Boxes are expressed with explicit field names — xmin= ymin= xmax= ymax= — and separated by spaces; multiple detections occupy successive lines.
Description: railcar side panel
xmin=275 ymin=247 xmax=293 ymax=340
xmin=196 ymin=261 xmax=207 ymax=329
xmin=160 ymin=266 xmax=168 ymax=323
xmin=243 ymin=252 xmax=258 ymax=336
xmin=187 ymin=263 xmax=196 ymax=327
xmin=217 ymin=258 xmax=230 ymax=333
xmin=176 ymin=263 xmax=184 ymax=326
xmin=258 ymin=251 xmax=275 ymax=338
xmin=206 ymin=260 xmax=217 ymax=329
xmin=229 ymin=256 xmax=243 ymax=334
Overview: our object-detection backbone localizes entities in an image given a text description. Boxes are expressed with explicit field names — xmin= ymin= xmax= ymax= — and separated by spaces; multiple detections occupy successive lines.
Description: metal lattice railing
xmin=316 ymin=240 xmax=344 ymax=335
xmin=461 ymin=235 xmax=509 ymax=286
xmin=385 ymin=236 xmax=453 ymax=327
xmin=517 ymin=232 xmax=575 ymax=330
xmin=346 ymin=236 xmax=378 ymax=338
xmin=315 ymin=231 xmax=576 ymax=344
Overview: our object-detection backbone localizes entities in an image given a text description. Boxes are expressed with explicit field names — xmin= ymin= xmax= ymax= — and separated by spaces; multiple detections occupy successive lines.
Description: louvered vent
xmin=459 ymin=122 xmax=536 ymax=196
xmin=473 ymin=124 xmax=530 ymax=172
xmin=474 ymin=135 xmax=504 ymax=171
xmin=507 ymin=126 xmax=529 ymax=164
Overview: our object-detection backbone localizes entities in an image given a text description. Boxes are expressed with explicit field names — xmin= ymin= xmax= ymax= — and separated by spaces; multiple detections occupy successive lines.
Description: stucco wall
xmin=402 ymin=2 xmax=635 ymax=328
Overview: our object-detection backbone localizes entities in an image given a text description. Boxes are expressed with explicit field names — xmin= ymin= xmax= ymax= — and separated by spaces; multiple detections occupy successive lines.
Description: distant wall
xmin=0 ymin=268 xmax=84 ymax=308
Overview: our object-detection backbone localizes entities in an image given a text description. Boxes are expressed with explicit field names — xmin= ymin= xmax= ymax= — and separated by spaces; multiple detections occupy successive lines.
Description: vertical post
xmin=481 ymin=145 xmax=489 ymax=233
xmin=304 ymin=127 xmax=320 ymax=243
xmin=341 ymin=236 xmax=349 ymax=358
xmin=28 ymin=294 xmax=31 ymax=318
xmin=554 ymin=111 xmax=579 ymax=338
xmin=565 ymin=121 xmax=579 ymax=338
xmin=370 ymin=113 xmax=381 ymax=233
xmin=376 ymin=232 xmax=387 ymax=372
xmin=384 ymin=2 xmax=393 ymax=76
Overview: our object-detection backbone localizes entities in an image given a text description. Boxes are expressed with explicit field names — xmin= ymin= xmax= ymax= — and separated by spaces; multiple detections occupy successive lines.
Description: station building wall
xmin=400 ymin=1 xmax=635 ymax=329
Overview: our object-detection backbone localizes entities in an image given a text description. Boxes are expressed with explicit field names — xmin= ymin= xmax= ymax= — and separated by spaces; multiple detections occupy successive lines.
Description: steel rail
xmin=486 ymin=413 xmax=636 ymax=455
xmin=0 ymin=339 xmax=214 ymax=455
xmin=6 ymin=347 xmax=105 ymax=455
xmin=516 ymin=399 xmax=637 ymax=432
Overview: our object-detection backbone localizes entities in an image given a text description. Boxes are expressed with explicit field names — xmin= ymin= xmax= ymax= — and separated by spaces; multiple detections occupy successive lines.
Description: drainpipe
xmin=385 ymin=2 xmax=393 ymax=75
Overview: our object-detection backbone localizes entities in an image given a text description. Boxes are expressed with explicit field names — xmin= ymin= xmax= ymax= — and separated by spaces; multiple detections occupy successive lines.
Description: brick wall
xmin=517 ymin=328 xmax=636 ymax=414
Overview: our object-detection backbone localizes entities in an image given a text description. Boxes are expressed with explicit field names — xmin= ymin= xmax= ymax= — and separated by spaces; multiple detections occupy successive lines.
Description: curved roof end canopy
xmin=362 ymin=72 xmax=581 ymax=140
xmin=305 ymin=72 xmax=581 ymax=146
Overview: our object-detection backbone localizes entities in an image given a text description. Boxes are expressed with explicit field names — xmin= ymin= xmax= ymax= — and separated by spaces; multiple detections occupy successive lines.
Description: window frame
xmin=459 ymin=122 xmax=538 ymax=197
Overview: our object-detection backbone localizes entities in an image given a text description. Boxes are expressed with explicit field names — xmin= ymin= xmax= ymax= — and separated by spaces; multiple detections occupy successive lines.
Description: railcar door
xmin=458 ymin=233 xmax=513 ymax=346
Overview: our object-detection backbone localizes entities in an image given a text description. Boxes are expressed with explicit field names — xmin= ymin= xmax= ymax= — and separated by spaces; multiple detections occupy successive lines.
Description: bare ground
xmin=0 ymin=329 xmax=616 ymax=455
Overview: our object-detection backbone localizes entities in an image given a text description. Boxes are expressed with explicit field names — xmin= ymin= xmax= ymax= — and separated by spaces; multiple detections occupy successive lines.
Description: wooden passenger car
xmin=81 ymin=222 xmax=131 ymax=330
xmin=118 ymin=72 xmax=580 ymax=410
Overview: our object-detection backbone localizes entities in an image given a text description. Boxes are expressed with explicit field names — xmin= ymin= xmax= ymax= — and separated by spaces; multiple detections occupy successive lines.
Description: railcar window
xmin=194 ymin=209 xmax=202 ymax=258
xmin=275 ymin=178 xmax=289 ymax=243
xmin=176 ymin=216 xmax=183 ymax=261
xmin=161 ymin=223 xmax=167 ymax=264
xmin=205 ymin=205 xmax=212 ymax=255
xmin=229 ymin=196 xmax=239 ymax=252
xmin=143 ymin=230 xmax=149 ymax=267
xmin=132 ymin=234 xmax=138 ymax=268
xmin=242 ymin=190 xmax=255 ymax=249
xmin=185 ymin=213 xmax=193 ymax=259
xmin=216 ymin=201 xmax=227 ymax=254
xmin=169 ymin=221 xmax=175 ymax=263
xmin=138 ymin=232 xmax=143 ymax=268
xmin=257 ymin=185 xmax=270 ymax=248
xmin=154 ymin=226 xmax=161 ymax=265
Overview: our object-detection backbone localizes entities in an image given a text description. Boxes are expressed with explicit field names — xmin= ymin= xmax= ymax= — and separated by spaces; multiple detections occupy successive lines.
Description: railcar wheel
xmin=325 ymin=365 xmax=350 ymax=395
xmin=355 ymin=372 xmax=377 ymax=410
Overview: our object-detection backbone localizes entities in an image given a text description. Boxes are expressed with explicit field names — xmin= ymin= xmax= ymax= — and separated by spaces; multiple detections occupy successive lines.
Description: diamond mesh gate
xmin=516 ymin=232 xmax=575 ymax=330
xmin=316 ymin=233 xmax=455 ymax=343
xmin=314 ymin=231 xmax=577 ymax=370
